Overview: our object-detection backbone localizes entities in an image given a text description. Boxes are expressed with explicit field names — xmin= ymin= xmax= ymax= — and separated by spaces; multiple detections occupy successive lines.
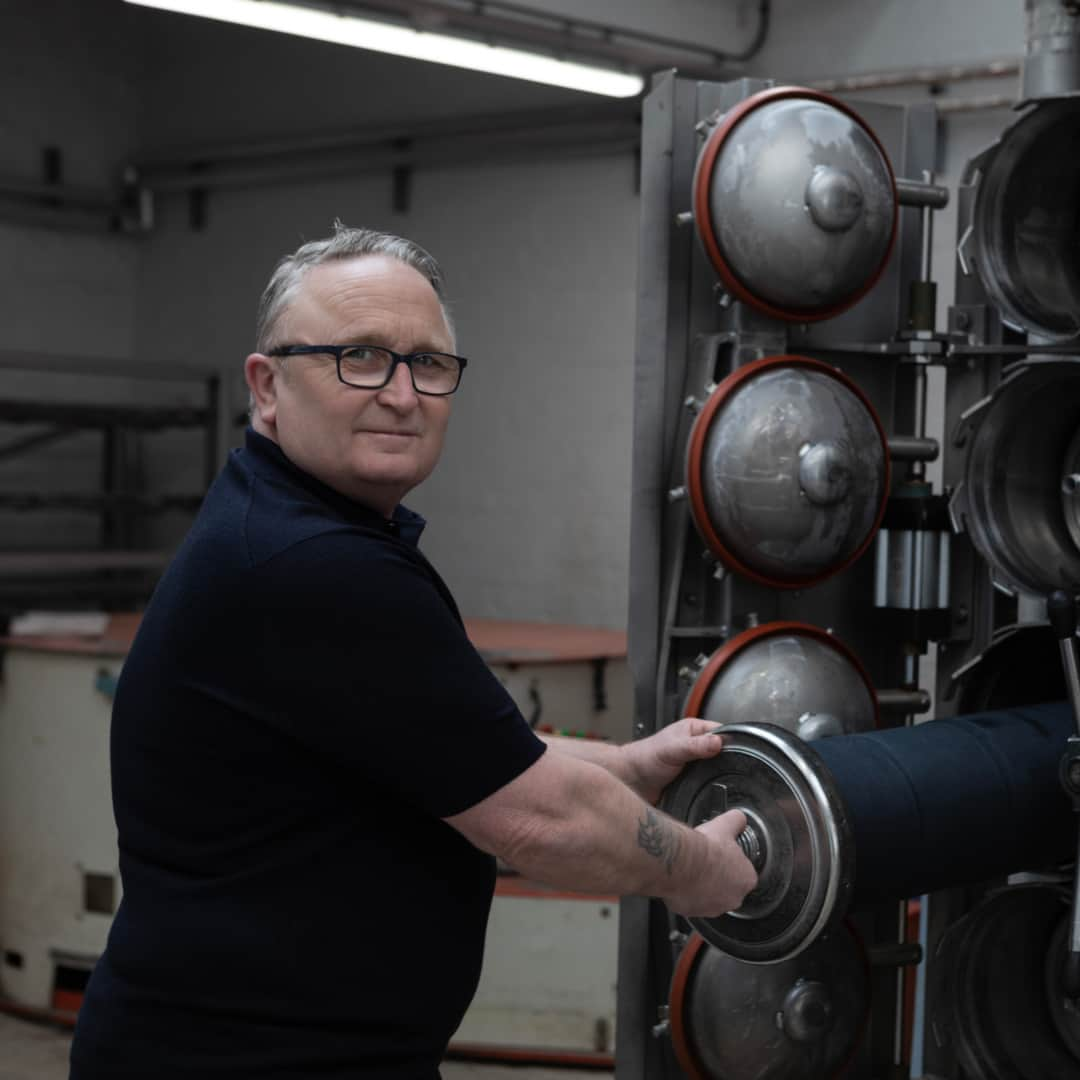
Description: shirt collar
xmin=241 ymin=428 xmax=426 ymax=547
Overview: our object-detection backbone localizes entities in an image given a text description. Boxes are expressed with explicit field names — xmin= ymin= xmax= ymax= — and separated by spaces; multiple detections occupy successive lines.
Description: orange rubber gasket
xmin=683 ymin=619 xmax=881 ymax=730
xmin=668 ymin=932 xmax=710 ymax=1080
xmin=692 ymin=85 xmax=899 ymax=323
xmin=668 ymin=922 xmax=872 ymax=1080
xmin=686 ymin=353 xmax=891 ymax=590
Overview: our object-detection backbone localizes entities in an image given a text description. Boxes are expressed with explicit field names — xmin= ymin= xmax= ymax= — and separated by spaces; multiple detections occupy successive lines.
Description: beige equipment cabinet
xmin=0 ymin=615 xmax=133 ymax=1016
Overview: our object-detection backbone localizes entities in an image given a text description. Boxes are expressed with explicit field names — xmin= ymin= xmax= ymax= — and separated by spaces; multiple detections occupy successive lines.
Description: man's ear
xmin=245 ymin=353 xmax=280 ymax=428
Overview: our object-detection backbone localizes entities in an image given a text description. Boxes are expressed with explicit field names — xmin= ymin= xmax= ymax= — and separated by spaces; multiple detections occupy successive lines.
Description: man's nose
xmin=376 ymin=360 xmax=419 ymax=408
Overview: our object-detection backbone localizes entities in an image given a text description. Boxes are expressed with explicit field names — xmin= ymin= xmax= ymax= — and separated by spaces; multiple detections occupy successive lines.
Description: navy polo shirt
xmin=70 ymin=429 xmax=546 ymax=1079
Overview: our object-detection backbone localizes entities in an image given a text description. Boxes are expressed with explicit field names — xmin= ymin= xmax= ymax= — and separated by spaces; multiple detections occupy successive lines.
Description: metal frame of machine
xmin=618 ymin=6 xmax=1080 ymax=1070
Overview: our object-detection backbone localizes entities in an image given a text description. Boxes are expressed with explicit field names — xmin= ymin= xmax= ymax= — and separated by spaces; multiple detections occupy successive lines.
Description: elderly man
xmin=69 ymin=225 xmax=755 ymax=1079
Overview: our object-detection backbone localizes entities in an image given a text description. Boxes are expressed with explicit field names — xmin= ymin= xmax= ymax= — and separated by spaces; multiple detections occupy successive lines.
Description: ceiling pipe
xmin=253 ymin=0 xmax=771 ymax=76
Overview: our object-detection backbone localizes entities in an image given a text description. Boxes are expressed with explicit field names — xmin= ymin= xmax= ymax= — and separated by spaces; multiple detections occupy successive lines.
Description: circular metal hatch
xmin=687 ymin=355 xmax=889 ymax=589
xmin=662 ymin=723 xmax=854 ymax=963
xmin=936 ymin=884 xmax=1079 ymax=1080
xmin=966 ymin=98 xmax=1080 ymax=340
xmin=693 ymin=86 xmax=898 ymax=322
xmin=684 ymin=621 xmax=878 ymax=740
xmin=668 ymin=926 xmax=869 ymax=1080
xmin=951 ymin=360 xmax=1080 ymax=595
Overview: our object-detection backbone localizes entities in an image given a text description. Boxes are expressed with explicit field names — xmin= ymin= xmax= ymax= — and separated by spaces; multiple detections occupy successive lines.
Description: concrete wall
xmin=0 ymin=0 xmax=143 ymax=552
xmin=130 ymin=3 xmax=648 ymax=628
xmin=753 ymin=0 xmax=1023 ymax=81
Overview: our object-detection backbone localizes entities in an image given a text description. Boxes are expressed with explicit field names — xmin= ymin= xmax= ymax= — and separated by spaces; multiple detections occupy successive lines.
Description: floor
xmin=0 ymin=1012 xmax=614 ymax=1080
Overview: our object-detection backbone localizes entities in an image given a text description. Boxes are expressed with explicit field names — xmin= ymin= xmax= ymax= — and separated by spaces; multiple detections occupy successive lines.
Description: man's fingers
xmin=705 ymin=808 xmax=748 ymax=840
xmin=681 ymin=717 xmax=713 ymax=736
xmin=687 ymin=731 xmax=724 ymax=757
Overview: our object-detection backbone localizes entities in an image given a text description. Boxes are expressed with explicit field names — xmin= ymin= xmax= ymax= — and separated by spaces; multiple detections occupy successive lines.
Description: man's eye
xmin=413 ymin=354 xmax=453 ymax=371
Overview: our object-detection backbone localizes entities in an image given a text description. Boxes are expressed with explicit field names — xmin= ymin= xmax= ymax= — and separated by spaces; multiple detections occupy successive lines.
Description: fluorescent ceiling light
xmin=123 ymin=0 xmax=645 ymax=98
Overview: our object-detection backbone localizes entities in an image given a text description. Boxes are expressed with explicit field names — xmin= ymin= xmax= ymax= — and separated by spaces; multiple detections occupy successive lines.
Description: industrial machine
xmin=617 ymin=2 xmax=1080 ymax=1077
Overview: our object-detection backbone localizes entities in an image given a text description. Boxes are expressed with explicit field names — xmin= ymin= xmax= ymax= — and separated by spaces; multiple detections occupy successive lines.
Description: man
xmin=70 ymin=225 xmax=756 ymax=1079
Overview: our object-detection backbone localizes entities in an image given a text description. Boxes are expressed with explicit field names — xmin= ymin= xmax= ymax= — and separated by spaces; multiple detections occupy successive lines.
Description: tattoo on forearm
xmin=638 ymin=808 xmax=680 ymax=874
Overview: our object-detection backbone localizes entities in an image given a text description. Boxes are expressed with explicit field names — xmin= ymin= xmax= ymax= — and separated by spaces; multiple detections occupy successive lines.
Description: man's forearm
xmin=488 ymin=752 xmax=705 ymax=904
xmin=538 ymin=733 xmax=638 ymax=788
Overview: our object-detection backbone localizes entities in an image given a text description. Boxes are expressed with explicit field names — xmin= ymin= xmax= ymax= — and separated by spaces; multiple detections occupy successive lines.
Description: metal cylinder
xmin=815 ymin=701 xmax=1077 ymax=907
xmin=888 ymin=436 xmax=940 ymax=463
xmin=1023 ymin=0 xmax=1080 ymax=102
xmin=895 ymin=177 xmax=950 ymax=209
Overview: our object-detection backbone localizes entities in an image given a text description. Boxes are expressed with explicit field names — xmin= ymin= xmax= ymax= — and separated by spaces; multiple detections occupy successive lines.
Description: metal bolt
xmin=668 ymin=485 xmax=687 ymax=503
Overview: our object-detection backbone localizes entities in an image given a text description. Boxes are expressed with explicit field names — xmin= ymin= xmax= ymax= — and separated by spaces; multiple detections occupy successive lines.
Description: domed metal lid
xmin=668 ymin=927 xmax=869 ymax=1080
xmin=693 ymin=86 xmax=897 ymax=321
xmin=685 ymin=622 xmax=879 ymax=738
xmin=950 ymin=360 xmax=1080 ymax=595
xmin=687 ymin=356 xmax=890 ymax=589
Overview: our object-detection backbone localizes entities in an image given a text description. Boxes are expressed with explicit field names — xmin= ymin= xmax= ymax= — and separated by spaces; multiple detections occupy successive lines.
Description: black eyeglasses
xmin=268 ymin=344 xmax=468 ymax=396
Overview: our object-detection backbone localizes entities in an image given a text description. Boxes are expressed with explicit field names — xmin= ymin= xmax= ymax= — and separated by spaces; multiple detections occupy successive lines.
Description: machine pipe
xmin=813 ymin=702 xmax=1076 ymax=907
xmin=895 ymin=178 xmax=950 ymax=210
xmin=887 ymin=436 xmax=939 ymax=463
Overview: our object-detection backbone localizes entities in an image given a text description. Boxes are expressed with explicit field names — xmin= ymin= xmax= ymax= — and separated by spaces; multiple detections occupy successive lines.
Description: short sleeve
xmin=248 ymin=530 xmax=546 ymax=817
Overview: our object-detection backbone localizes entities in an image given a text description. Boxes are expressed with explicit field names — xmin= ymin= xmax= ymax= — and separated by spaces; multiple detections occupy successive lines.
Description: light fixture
xmin=123 ymin=0 xmax=645 ymax=98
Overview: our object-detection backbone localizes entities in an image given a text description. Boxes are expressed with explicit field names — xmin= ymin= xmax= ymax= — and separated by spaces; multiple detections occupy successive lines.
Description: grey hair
xmin=254 ymin=222 xmax=455 ymax=353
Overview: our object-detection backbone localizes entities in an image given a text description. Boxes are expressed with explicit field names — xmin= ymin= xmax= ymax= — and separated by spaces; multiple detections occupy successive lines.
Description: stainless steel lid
xmin=963 ymin=99 xmax=1080 ymax=340
xmin=662 ymin=723 xmax=854 ymax=963
xmin=687 ymin=356 xmax=889 ymax=588
xmin=693 ymin=86 xmax=897 ymax=321
xmin=685 ymin=622 xmax=878 ymax=739
xmin=668 ymin=928 xmax=869 ymax=1080
xmin=950 ymin=360 xmax=1080 ymax=595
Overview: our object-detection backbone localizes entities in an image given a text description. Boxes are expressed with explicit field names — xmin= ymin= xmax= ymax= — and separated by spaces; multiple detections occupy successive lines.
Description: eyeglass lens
xmin=340 ymin=346 xmax=461 ymax=394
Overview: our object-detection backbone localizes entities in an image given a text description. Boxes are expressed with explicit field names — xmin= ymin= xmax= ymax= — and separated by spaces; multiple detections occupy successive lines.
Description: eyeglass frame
xmin=266 ymin=344 xmax=468 ymax=396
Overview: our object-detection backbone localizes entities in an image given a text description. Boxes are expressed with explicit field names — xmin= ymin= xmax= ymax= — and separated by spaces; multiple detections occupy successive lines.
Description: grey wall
xmin=754 ymin=0 xmax=1023 ymax=81
xmin=0 ymin=0 xmax=144 ymax=550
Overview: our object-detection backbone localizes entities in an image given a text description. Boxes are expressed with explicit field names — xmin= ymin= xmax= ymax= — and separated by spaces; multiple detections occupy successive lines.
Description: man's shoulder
xmin=244 ymin=474 xmax=398 ymax=571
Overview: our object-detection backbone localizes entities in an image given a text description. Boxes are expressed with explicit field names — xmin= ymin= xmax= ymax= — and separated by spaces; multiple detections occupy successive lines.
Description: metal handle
xmin=1048 ymin=591 xmax=1080 ymax=739
xmin=895 ymin=177 xmax=950 ymax=209
xmin=1047 ymin=589 xmax=1080 ymax=999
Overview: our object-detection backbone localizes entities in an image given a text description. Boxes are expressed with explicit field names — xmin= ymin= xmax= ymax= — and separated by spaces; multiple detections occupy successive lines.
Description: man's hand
xmin=665 ymin=808 xmax=758 ymax=916
xmin=620 ymin=718 xmax=726 ymax=805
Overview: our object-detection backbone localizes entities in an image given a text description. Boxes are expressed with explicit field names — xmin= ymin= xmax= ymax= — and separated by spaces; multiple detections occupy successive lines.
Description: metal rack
xmin=0 ymin=350 xmax=236 ymax=614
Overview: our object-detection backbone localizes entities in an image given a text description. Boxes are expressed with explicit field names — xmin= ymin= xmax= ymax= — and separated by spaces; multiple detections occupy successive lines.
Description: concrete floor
xmin=0 ymin=1012 xmax=614 ymax=1080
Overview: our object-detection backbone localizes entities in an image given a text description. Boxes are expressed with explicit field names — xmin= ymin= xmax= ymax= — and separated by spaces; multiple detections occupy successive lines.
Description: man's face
xmin=246 ymin=255 xmax=455 ymax=514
